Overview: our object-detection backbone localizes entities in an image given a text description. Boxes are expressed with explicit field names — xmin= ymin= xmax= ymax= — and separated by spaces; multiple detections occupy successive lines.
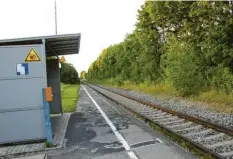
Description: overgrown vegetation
xmin=86 ymin=1 xmax=233 ymax=109
xmin=61 ymin=83 xmax=80 ymax=113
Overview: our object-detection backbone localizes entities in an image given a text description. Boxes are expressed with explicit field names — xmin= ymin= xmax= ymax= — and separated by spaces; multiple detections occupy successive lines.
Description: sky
xmin=0 ymin=0 xmax=144 ymax=73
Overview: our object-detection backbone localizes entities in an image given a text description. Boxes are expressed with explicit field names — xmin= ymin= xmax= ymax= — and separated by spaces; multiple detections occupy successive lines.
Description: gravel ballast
xmin=99 ymin=85 xmax=233 ymax=128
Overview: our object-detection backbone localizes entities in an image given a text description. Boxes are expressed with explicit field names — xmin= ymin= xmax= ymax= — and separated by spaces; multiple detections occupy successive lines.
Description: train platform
xmin=48 ymin=85 xmax=196 ymax=159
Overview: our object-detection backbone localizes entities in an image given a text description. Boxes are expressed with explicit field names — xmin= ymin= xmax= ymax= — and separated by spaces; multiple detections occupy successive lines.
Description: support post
xmin=42 ymin=88 xmax=53 ymax=143
xmin=56 ymin=55 xmax=63 ymax=115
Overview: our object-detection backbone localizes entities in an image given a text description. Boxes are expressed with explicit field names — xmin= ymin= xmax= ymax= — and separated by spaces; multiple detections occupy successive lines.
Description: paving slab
xmin=13 ymin=154 xmax=45 ymax=159
xmin=133 ymin=144 xmax=188 ymax=159
xmin=0 ymin=113 xmax=70 ymax=158
xmin=119 ymin=125 xmax=154 ymax=146
xmin=92 ymin=151 xmax=130 ymax=159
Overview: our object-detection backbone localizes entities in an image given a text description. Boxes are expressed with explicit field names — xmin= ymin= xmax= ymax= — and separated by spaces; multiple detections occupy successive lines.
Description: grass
xmin=190 ymin=89 xmax=233 ymax=113
xmin=61 ymin=83 xmax=80 ymax=113
xmin=91 ymin=79 xmax=233 ymax=113
xmin=118 ymin=82 xmax=177 ymax=97
xmin=93 ymin=79 xmax=177 ymax=97
xmin=45 ymin=141 xmax=55 ymax=148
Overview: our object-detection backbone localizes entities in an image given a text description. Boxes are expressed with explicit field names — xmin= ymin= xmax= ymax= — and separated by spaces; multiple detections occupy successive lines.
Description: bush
xmin=211 ymin=65 xmax=233 ymax=94
xmin=60 ymin=63 xmax=80 ymax=84
xmin=162 ymin=37 xmax=206 ymax=96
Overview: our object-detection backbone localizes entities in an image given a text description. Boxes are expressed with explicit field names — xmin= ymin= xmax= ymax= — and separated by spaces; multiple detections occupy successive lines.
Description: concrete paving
xmin=48 ymin=85 xmax=197 ymax=159
xmin=51 ymin=113 xmax=71 ymax=146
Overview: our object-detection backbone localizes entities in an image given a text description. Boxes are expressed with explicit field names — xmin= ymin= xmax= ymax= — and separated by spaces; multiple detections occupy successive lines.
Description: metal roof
xmin=0 ymin=33 xmax=81 ymax=56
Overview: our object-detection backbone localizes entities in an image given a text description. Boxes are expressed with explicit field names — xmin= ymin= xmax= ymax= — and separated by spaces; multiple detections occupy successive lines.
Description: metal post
xmin=55 ymin=0 xmax=58 ymax=35
xmin=42 ymin=88 xmax=53 ymax=143
xmin=56 ymin=55 xmax=63 ymax=115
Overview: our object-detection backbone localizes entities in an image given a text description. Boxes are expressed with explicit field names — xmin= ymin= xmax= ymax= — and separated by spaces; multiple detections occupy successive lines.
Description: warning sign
xmin=60 ymin=56 xmax=66 ymax=63
xmin=25 ymin=48 xmax=41 ymax=62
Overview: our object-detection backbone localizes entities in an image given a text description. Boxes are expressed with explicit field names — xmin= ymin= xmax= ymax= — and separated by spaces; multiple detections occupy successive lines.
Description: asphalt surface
xmin=48 ymin=85 xmax=197 ymax=159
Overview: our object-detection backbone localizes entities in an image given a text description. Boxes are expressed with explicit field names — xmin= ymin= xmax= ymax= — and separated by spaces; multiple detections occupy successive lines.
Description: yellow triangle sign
xmin=60 ymin=56 xmax=66 ymax=63
xmin=25 ymin=48 xmax=41 ymax=62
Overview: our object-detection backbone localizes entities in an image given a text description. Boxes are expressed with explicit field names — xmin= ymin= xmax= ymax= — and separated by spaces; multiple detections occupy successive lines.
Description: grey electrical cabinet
xmin=0 ymin=34 xmax=81 ymax=144
xmin=0 ymin=45 xmax=46 ymax=143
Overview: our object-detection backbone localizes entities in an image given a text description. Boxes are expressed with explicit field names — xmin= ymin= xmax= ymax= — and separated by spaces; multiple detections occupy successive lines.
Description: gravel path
xmin=100 ymin=85 xmax=233 ymax=128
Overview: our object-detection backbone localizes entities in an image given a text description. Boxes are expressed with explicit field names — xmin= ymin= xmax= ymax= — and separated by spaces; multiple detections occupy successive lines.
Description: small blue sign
xmin=16 ymin=63 xmax=29 ymax=75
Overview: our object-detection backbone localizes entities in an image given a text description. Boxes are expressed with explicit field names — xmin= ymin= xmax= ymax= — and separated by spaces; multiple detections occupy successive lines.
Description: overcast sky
xmin=0 ymin=0 xmax=144 ymax=73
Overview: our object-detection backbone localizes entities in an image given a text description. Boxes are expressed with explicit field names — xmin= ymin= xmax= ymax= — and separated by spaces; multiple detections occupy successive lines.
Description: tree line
xmin=87 ymin=1 xmax=233 ymax=96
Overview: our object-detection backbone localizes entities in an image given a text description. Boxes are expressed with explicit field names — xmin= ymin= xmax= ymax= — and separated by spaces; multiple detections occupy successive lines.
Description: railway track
xmin=84 ymin=83 xmax=233 ymax=159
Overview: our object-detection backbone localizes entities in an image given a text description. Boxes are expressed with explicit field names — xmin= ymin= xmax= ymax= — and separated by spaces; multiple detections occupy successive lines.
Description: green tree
xmin=80 ymin=71 xmax=87 ymax=79
xmin=60 ymin=63 xmax=80 ymax=84
xmin=162 ymin=36 xmax=206 ymax=96
xmin=87 ymin=1 xmax=233 ymax=96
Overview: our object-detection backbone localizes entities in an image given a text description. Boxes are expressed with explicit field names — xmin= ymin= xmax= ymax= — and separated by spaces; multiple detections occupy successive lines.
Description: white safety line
xmin=94 ymin=89 xmax=164 ymax=145
xmin=155 ymin=138 xmax=163 ymax=143
xmin=81 ymin=85 xmax=139 ymax=159
xmin=91 ymin=86 xmax=164 ymax=145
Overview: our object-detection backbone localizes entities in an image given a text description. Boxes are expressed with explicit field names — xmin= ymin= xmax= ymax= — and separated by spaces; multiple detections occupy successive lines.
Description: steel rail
xmin=83 ymin=82 xmax=229 ymax=159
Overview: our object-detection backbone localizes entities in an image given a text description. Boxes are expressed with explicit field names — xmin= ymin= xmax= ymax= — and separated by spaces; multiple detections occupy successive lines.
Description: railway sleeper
xmin=184 ymin=129 xmax=214 ymax=137
xmin=151 ymin=114 xmax=172 ymax=120
xmin=207 ymin=139 xmax=233 ymax=149
xmin=218 ymin=145 xmax=233 ymax=157
xmin=141 ymin=111 xmax=161 ymax=116
xmin=161 ymin=119 xmax=185 ymax=125
xmin=167 ymin=121 xmax=193 ymax=129
xmin=197 ymin=133 xmax=225 ymax=142
xmin=154 ymin=116 xmax=179 ymax=123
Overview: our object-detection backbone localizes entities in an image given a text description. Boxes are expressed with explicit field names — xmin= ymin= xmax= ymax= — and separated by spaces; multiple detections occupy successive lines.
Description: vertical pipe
xmin=56 ymin=55 xmax=63 ymax=114
xmin=42 ymin=88 xmax=53 ymax=143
